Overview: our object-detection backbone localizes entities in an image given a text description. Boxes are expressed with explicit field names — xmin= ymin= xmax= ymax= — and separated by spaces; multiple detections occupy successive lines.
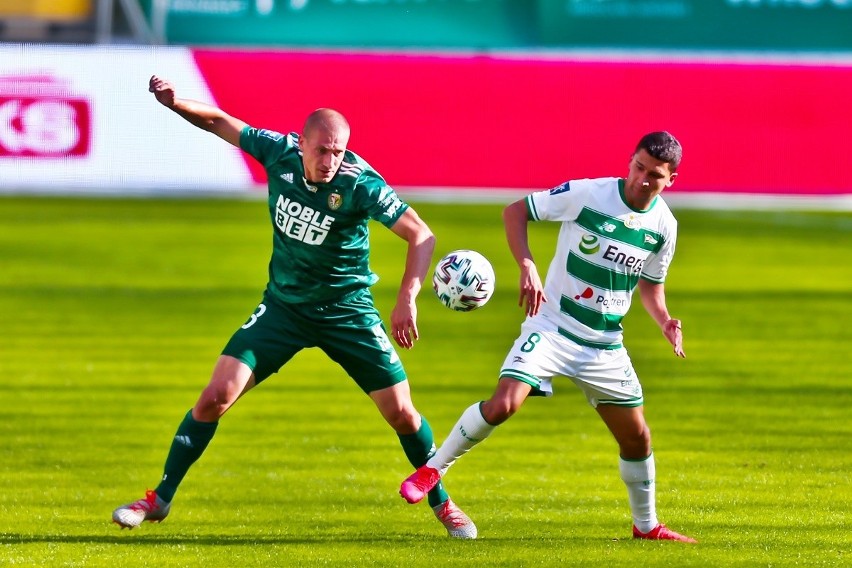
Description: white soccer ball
xmin=432 ymin=249 xmax=496 ymax=312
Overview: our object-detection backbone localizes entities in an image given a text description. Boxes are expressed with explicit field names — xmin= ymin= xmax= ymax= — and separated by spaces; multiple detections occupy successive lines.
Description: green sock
xmin=397 ymin=415 xmax=450 ymax=508
xmin=154 ymin=410 xmax=218 ymax=503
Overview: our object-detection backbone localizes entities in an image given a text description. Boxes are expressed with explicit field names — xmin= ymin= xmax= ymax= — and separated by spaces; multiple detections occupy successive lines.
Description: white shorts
xmin=499 ymin=314 xmax=643 ymax=408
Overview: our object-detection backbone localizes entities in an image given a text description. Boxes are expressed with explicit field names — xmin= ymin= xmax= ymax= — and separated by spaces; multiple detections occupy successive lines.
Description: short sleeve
xmin=357 ymin=169 xmax=409 ymax=228
xmin=239 ymin=127 xmax=291 ymax=168
xmin=641 ymin=221 xmax=677 ymax=283
xmin=526 ymin=179 xmax=593 ymax=222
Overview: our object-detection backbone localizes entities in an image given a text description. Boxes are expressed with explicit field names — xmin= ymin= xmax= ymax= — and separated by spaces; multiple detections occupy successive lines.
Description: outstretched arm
xmin=149 ymin=75 xmax=248 ymax=148
xmin=388 ymin=207 xmax=436 ymax=349
xmin=503 ymin=198 xmax=546 ymax=316
xmin=638 ymin=279 xmax=685 ymax=357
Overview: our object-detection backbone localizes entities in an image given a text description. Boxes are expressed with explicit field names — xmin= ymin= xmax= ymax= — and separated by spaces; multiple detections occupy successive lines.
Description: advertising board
xmin=2 ymin=45 xmax=850 ymax=201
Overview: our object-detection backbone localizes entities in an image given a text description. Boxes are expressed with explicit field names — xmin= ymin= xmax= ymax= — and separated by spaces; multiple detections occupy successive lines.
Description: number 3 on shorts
xmin=520 ymin=332 xmax=542 ymax=353
xmin=241 ymin=303 xmax=267 ymax=329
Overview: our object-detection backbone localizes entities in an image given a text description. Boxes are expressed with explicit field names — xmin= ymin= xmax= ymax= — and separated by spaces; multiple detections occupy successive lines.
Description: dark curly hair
xmin=635 ymin=131 xmax=682 ymax=171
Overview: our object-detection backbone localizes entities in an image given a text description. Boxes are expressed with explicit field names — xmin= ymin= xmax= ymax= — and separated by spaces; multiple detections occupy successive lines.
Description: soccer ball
xmin=432 ymin=249 xmax=496 ymax=312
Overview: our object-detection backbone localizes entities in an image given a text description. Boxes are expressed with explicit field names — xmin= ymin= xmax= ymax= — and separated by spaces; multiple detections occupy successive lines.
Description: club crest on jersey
xmin=624 ymin=214 xmax=641 ymax=229
xmin=328 ymin=193 xmax=343 ymax=210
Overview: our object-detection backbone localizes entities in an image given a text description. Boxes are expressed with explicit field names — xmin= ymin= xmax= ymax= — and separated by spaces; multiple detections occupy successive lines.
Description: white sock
xmin=426 ymin=402 xmax=496 ymax=476
xmin=619 ymin=453 xmax=658 ymax=533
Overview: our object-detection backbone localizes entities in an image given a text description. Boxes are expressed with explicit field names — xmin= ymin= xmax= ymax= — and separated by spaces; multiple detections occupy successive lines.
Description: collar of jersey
xmin=618 ymin=178 xmax=658 ymax=213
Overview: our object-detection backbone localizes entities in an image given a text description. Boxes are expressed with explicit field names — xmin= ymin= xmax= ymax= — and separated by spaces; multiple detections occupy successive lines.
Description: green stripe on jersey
xmin=526 ymin=195 xmax=539 ymax=221
xmin=576 ymin=208 xmax=664 ymax=253
xmin=559 ymin=295 xmax=624 ymax=332
xmin=567 ymin=251 xmax=639 ymax=292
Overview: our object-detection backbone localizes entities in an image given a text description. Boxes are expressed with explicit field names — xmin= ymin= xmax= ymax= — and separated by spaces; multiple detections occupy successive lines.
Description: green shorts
xmin=222 ymin=288 xmax=407 ymax=393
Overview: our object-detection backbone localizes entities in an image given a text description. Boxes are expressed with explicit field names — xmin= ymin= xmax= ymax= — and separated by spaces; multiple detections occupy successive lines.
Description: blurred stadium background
xmin=1 ymin=0 xmax=851 ymax=209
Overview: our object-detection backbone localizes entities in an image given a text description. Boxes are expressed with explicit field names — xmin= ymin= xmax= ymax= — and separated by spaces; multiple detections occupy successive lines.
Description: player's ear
xmin=666 ymin=172 xmax=678 ymax=187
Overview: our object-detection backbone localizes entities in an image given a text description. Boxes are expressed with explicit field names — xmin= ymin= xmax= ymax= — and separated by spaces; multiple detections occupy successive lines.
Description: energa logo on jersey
xmin=578 ymin=233 xmax=646 ymax=274
xmin=275 ymin=195 xmax=335 ymax=245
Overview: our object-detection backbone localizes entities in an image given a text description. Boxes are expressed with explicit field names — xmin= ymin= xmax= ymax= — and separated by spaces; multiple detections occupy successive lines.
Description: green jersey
xmin=240 ymin=127 xmax=409 ymax=304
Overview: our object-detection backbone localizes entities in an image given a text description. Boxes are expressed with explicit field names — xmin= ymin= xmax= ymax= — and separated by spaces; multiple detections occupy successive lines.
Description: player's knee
xmin=619 ymin=424 xmax=651 ymax=457
xmin=194 ymin=387 xmax=236 ymax=420
xmin=383 ymin=405 xmax=420 ymax=434
xmin=639 ymin=422 xmax=651 ymax=446
xmin=481 ymin=398 xmax=518 ymax=425
xmin=638 ymin=429 xmax=652 ymax=455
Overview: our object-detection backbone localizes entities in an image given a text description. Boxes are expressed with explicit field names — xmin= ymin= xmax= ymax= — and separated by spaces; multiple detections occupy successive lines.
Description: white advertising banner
xmin=0 ymin=45 xmax=252 ymax=194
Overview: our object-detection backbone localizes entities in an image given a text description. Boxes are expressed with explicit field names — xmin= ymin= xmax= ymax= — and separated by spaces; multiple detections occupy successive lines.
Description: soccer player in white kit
xmin=400 ymin=131 xmax=696 ymax=543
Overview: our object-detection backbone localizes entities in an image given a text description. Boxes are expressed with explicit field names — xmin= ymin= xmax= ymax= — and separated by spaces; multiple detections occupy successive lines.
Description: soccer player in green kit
xmin=112 ymin=76 xmax=477 ymax=539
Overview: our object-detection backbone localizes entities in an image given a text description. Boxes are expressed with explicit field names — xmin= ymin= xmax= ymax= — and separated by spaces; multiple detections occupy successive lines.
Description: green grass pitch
xmin=0 ymin=196 xmax=849 ymax=567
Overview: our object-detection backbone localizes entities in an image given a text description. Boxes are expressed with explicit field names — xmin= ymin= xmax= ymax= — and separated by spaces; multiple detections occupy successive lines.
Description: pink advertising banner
xmin=193 ymin=49 xmax=852 ymax=196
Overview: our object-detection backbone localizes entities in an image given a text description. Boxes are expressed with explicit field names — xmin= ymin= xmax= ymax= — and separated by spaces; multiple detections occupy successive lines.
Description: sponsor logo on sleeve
xmin=549 ymin=181 xmax=571 ymax=195
xmin=377 ymin=186 xmax=403 ymax=219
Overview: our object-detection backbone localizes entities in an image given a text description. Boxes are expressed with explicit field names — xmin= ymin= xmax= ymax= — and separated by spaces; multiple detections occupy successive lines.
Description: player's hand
xmin=518 ymin=260 xmax=546 ymax=317
xmin=149 ymin=75 xmax=176 ymax=108
xmin=663 ymin=318 xmax=685 ymax=358
xmin=390 ymin=301 xmax=419 ymax=349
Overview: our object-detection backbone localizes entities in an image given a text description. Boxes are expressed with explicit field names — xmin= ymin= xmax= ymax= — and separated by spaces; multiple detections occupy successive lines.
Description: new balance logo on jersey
xmin=280 ymin=172 xmax=294 ymax=183
xmin=174 ymin=435 xmax=193 ymax=448
xmin=275 ymin=195 xmax=335 ymax=245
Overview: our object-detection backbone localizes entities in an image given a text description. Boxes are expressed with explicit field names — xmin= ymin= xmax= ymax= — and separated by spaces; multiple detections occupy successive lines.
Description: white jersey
xmin=526 ymin=177 xmax=677 ymax=349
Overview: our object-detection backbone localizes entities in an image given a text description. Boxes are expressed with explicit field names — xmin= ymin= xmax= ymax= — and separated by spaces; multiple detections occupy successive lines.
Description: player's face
xmin=624 ymin=149 xmax=677 ymax=207
xmin=301 ymin=126 xmax=349 ymax=184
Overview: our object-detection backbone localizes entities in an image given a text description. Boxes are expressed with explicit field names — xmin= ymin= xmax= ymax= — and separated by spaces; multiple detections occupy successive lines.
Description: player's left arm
xmin=638 ymin=279 xmax=685 ymax=358
xmin=388 ymin=207 xmax=436 ymax=349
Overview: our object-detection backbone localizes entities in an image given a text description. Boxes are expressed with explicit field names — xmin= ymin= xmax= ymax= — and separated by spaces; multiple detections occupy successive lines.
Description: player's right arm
xmin=503 ymin=198 xmax=546 ymax=316
xmin=149 ymin=75 xmax=247 ymax=148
